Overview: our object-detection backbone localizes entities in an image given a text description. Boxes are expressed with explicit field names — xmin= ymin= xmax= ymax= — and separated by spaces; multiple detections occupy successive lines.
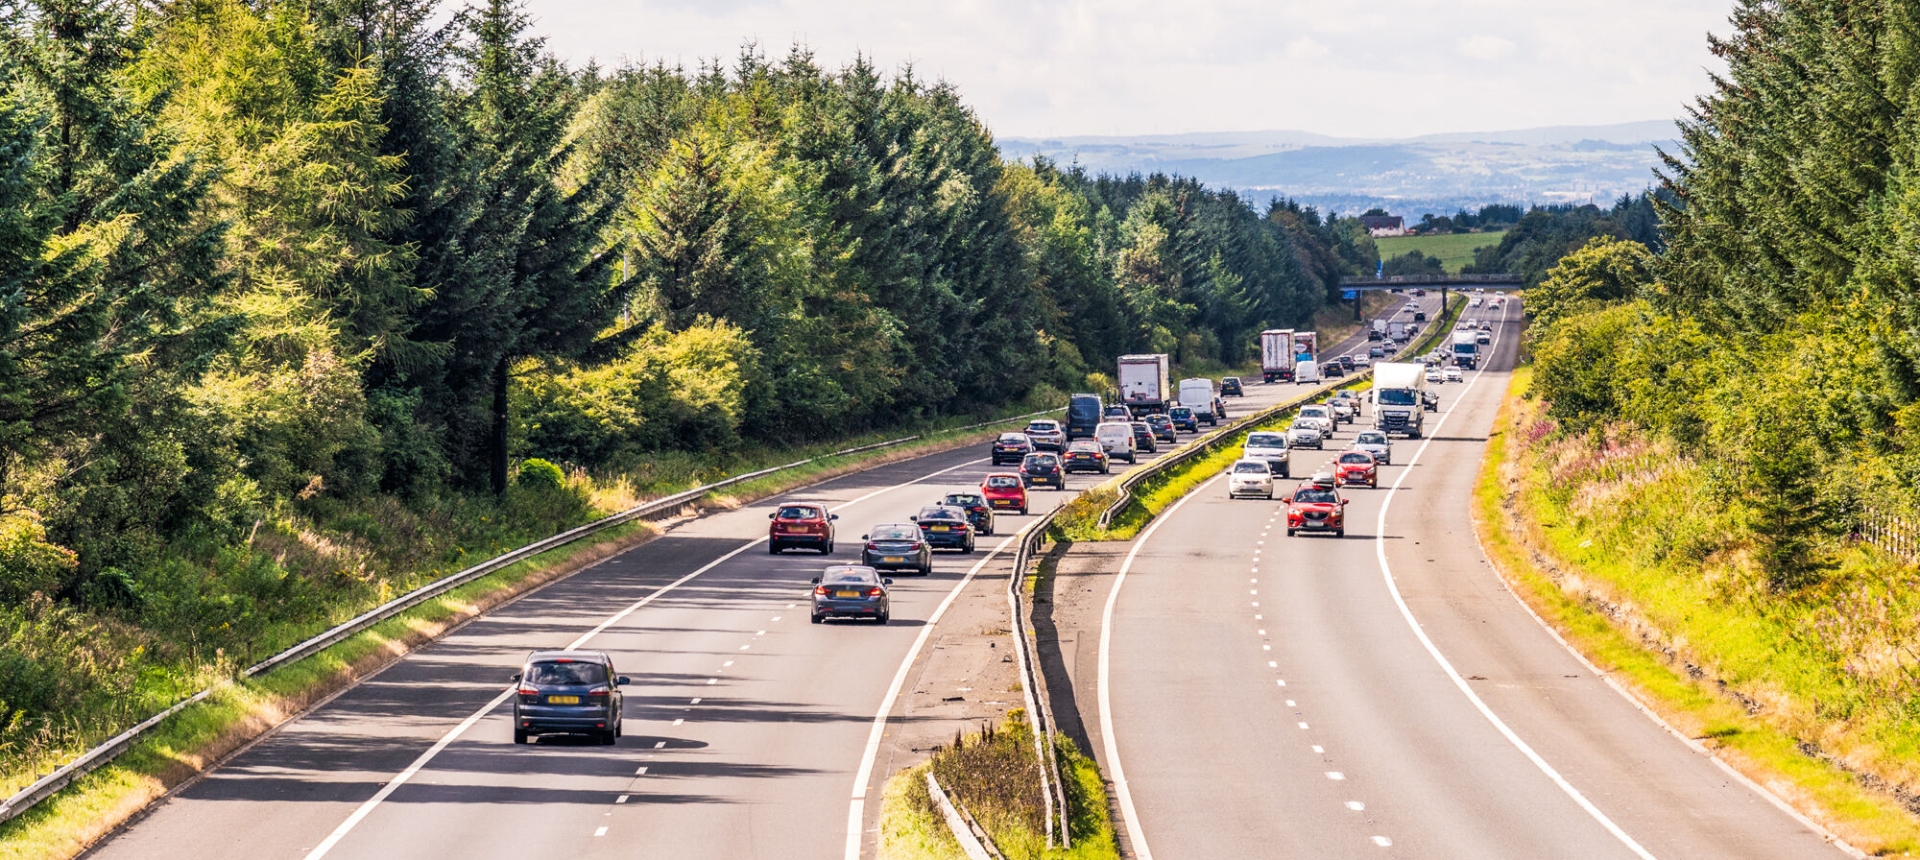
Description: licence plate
xmin=835 ymin=590 xmax=861 ymax=598
xmin=1305 ymin=521 xmax=1326 ymax=529
xmin=884 ymin=556 xmax=905 ymax=563
xmin=930 ymin=526 xmax=949 ymax=532
xmin=547 ymin=695 xmax=580 ymax=705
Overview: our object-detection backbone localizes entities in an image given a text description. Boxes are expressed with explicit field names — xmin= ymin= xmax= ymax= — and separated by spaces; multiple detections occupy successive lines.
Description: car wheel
xmin=1019 ymin=506 xmax=1029 ymax=515
xmin=877 ymin=610 xmax=890 ymax=624
xmin=822 ymin=541 xmax=834 ymax=555
xmin=812 ymin=613 xmax=824 ymax=624
xmin=1266 ymin=490 xmax=1274 ymax=500
xmin=514 ymin=728 xmax=528 ymax=745
xmin=1335 ymin=528 xmax=1346 ymax=538
xmin=964 ymin=540 xmax=975 ymax=554
xmin=769 ymin=542 xmax=781 ymax=555
xmin=920 ymin=562 xmax=933 ymax=576
xmin=600 ymin=729 xmax=618 ymax=746
xmin=1286 ymin=528 xmax=1296 ymax=536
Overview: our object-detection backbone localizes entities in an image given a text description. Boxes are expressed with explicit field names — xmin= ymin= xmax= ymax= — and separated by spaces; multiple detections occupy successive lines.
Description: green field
xmin=1374 ymin=230 xmax=1507 ymax=273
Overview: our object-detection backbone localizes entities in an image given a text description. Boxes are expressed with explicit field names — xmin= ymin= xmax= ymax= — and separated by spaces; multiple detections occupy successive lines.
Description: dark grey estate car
xmin=811 ymin=565 xmax=893 ymax=624
xmin=513 ymin=650 xmax=628 ymax=745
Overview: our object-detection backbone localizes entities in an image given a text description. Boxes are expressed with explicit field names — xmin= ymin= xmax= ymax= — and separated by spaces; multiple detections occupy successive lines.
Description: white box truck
xmin=1451 ymin=331 xmax=1480 ymax=370
xmin=1260 ymin=329 xmax=1295 ymax=383
xmin=1368 ymin=319 xmax=1388 ymax=341
xmin=1372 ymin=362 xmax=1427 ymax=438
xmin=1292 ymin=331 xmax=1318 ymax=363
xmin=1117 ymin=354 xmax=1171 ymax=415
xmin=1178 ymin=377 xmax=1218 ymax=425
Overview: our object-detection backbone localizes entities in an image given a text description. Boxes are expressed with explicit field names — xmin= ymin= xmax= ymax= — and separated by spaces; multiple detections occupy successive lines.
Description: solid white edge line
xmin=844 ymin=528 xmax=1026 ymax=860
xmin=1098 ymin=470 xmax=1231 ymax=860
xmin=1371 ymin=303 xmax=1661 ymax=860
xmin=303 ymin=455 xmax=991 ymax=860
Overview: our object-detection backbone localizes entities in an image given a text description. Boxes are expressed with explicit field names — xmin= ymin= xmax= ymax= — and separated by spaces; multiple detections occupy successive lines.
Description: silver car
xmin=1287 ymin=420 xmax=1324 ymax=450
xmin=1242 ymin=431 xmax=1291 ymax=478
xmin=1023 ymin=419 xmax=1066 ymax=451
xmin=1296 ymin=405 xmax=1336 ymax=438
xmin=1351 ymin=431 xmax=1393 ymax=466
xmin=1227 ymin=459 xmax=1275 ymax=499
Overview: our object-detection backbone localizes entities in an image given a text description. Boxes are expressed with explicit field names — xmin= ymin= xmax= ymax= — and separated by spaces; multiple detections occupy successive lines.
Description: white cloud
xmin=1457 ymin=34 xmax=1516 ymax=61
xmin=521 ymin=0 xmax=1732 ymax=138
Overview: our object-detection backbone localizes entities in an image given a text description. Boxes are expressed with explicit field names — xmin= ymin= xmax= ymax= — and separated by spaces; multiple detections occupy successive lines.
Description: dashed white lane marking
xmin=786 ymin=603 xmax=797 ymax=608
xmin=1255 ymin=614 xmax=1263 ymax=620
xmin=739 ymin=645 xmax=751 ymax=651
xmin=1250 ymin=589 xmax=1258 ymax=595
xmin=1298 ymin=722 xmax=1310 ymax=729
xmin=1252 ymin=602 xmax=1259 ymax=607
xmin=1258 ymin=629 xmax=1266 ymax=635
xmin=772 ymin=616 xmax=782 ymax=622
xmin=1313 ymin=745 xmax=1324 ymax=753
xmin=706 ymin=678 xmax=717 ymax=685
xmin=1326 ymin=772 xmax=1346 ymax=780
xmin=723 ymin=660 xmax=734 ymax=667
xmin=635 ymin=766 xmax=648 ymax=775
xmin=672 ymin=719 xmax=684 ymax=726
xmin=690 ymin=697 xmax=701 ymax=705
xmin=1277 ymin=680 xmax=1287 ymax=687
xmin=1372 ymin=836 xmax=1393 ymax=847
xmin=1286 ymin=700 xmax=1296 ymax=707
xmin=1262 ymin=645 xmax=1271 ymax=651
xmin=616 ymin=795 xmax=629 ymax=803
xmin=1269 ymin=661 xmax=1278 ymax=668
xmin=756 ymin=630 xmax=766 ymax=636
xmin=1348 ymin=801 xmax=1364 ymax=811
xmin=595 ymin=826 xmax=609 ymax=837
xmin=653 ymin=741 xmax=666 ymax=749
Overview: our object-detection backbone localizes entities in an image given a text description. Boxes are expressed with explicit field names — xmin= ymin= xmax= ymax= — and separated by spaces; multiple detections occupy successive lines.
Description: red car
xmin=1333 ymin=450 xmax=1378 ymax=488
xmin=980 ymin=473 xmax=1029 ymax=515
xmin=769 ymin=502 xmax=837 ymax=554
xmin=1284 ymin=475 xmax=1350 ymax=537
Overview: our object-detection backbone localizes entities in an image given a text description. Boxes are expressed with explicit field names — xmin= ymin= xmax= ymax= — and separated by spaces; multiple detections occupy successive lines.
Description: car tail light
xmin=814 ymin=585 xmax=829 ymax=595
xmin=517 ymin=687 xmax=538 ymax=697
xmin=866 ymin=542 xmax=879 ymax=551
xmin=867 ymin=587 xmax=883 ymax=597
xmin=588 ymin=686 xmax=610 ymax=699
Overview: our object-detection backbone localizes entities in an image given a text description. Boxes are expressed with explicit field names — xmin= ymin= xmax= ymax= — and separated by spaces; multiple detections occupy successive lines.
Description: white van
xmin=1094 ymin=421 xmax=1138 ymax=464
xmin=1295 ymin=358 xmax=1321 ymax=384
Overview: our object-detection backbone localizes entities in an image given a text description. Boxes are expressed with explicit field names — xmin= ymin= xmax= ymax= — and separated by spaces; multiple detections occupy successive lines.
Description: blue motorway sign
xmin=1342 ymin=289 xmax=1358 ymax=300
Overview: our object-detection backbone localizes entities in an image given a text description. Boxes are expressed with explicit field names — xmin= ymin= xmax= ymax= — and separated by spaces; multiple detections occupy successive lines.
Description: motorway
xmin=81 ymin=296 xmax=1429 ymax=860
xmin=1097 ymin=297 xmax=1855 ymax=858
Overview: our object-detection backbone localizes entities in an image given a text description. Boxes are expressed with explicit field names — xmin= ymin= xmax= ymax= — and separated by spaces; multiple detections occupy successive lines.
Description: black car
xmin=1336 ymin=355 xmax=1355 ymax=371
xmin=1129 ymin=421 xmax=1158 ymax=454
xmin=991 ymin=432 xmax=1034 ymax=466
xmin=1021 ymin=452 xmax=1066 ymax=489
xmin=938 ymin=492 xmax=996 ymax=536
xmin=911 ymin=506 xmax=976 ymax=552
xmin=1413 ymin=310 xmax=1427 ymax=322
xmin=811 ymin=565 xmax=892 ymax=624
xmin=512 ymin=650 xmax=628 ymax=745
xmin=1323 ymin=360 xmax=1346 ymax=378
xmin=1220 ymin=377 xmax=1244 ymax=397
xmin=862 ymin=523 xmax=933 ymax=575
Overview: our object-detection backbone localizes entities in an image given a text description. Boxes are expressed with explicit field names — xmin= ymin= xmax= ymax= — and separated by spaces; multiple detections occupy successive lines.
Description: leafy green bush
xmin=515 ymin=458 xmax=565 ymax=491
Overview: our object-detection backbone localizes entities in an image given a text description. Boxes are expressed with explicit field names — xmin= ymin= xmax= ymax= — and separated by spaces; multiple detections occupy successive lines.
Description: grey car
xmin=1287 ymin=420 xmax=1324 ymax=450
xmin=811 ymin=565 xmax=892 ymax=624
xmin=1351 ymin=430 xmax=1393 ymax=466
xmin=512 ymin=650 xmax=628 ymax=745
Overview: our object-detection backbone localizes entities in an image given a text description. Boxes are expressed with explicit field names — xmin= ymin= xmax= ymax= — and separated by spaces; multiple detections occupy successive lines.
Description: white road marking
xmin=772 ymin=616 xmax=782 ymax=621
xmin=1268 ymin=661 xmax=1277 ymax=668
xmin=616 ymin=795 xmax=629 ymax=803
xmin=706 ymin=678 xmax=717 ymax=685
xmin=636 ymin=766 xmax=648 ymax=775
xmin=1372 ymin=836 xmax=1393 ymax=847
xmin=756 ymin=630 xmax=766 ymax=636
xmin=1326 ymin=771 xmax=1345 ymax=780
xmin=690 ymin=697 xmax=701 ymax=705
xmin=1371 ymin=308 xmax=1661 ymax=860
xmin=1262 ymin=645 xmax=1271 ymax=651
xmin=1258 ymin=629 xmax=1266 ymax=635
xmin=1313 ymin=745 xmax=1324 ymax=753
xmin=1347 ymin=801 xmax=1365 ymax=811
xmin=1286 ymin=700 xmax=1296 ymax=707
xmin=653 ymin=741 xmax=666 ymax=749
xmin=787 ymin=603 xmax=797 ymax=608
xmin=595 ymin=827 xmax=608 ymax=837
xmin=739 ymin=645 xmax=750 ymax=651
xmin=1299 ymin=722 xmax=1310 ymax=729
xmin=844 ymin=527 xmax=1029 ymax=860
xmin=1098 ymin=471 xmax=1230 ymax=860
xmin=723 ymin=660 xmax=734 ymax=667
xmin=671 ymin=719 xmax=684 ymax=726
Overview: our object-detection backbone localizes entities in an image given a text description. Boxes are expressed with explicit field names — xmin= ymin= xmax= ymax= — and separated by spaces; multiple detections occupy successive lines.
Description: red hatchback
xmin=769 ymin=502 xmax=837 ymax=554
xmin=1284 ymin=476 xmax=1350 ymax=537
xmin=1334 ymin=451 xmax=1378 ymax=488
xmin=980 ymin=473 xmax=1029 ymax=515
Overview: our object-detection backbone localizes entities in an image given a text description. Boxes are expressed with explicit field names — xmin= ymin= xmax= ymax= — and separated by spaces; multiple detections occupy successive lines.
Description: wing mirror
xmin=768 ymin=512 xmax=776 ymax=519
xmin=883 ymin=578 xmax=894 ymax=585
xmin=811 ymin=576 xmax=822 ymax=584
xmin=1342 ymin=500 xmax=1351 ymax=506
xmin=909 ymin=516 xmax=919 ymax=522
xmin=510 ymin=672 xmax=522 ymax=682
xmin=1279 ymin=494 xmax=1293 ymax=503
xmin=616 ymin=676 xmax=630 ymax=686
xmin=860 ymin=534 xmax=869 ymax=540
xmin=831 ymin=514 xmax=839 ymax=521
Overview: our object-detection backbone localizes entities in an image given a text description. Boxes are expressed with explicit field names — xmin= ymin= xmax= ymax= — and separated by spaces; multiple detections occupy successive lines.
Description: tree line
xmin=0 ymin=0 xmax=1378 ymax=756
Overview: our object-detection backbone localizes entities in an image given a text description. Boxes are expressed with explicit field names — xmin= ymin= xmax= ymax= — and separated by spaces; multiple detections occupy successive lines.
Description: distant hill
xmin=999 ymin=120 xmax=1680 ymax=218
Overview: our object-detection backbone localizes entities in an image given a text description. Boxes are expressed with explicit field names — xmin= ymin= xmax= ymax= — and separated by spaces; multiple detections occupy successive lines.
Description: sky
xmin=520 ymin=0 xmax=1733 ymax=140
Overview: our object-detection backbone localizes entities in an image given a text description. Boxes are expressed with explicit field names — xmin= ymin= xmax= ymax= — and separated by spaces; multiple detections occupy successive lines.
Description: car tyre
xmin=822 ymin=541 xmax=834 ymax=555
xmin=1019 ymin=506 xmax=1029 ymax=515
xmin=877 ymin=609 xmax=890 ymax=625
xmin=811 ymin=612 xmax=824 ymax=624
xmin=1335 ymin=528 xmax=1346 ymax=538
xmin=513 ymin=728 xmax=528 ymax=745
xmin=1286 ymin=528 xmax=1296 ymax=536
xmin=600 ymin=729 xmax=618 ymax=746
xmin=769 ymin=543 xmax=781 ymax=555
xmin=919 ymin=562 xmax=933 ymax=576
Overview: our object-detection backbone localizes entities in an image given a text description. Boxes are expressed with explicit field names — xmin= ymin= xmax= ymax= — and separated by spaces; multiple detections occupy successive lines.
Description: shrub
xmin=516 ymin=459 xmax=565 ymax=491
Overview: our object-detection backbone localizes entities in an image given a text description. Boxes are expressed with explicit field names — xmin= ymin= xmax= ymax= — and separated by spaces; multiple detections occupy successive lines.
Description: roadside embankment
xmin=1477 ymin=365 xmax=1920 ymax=856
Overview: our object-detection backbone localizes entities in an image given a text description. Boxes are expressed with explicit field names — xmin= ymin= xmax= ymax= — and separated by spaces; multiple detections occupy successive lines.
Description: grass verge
xmin=1475 ymin=365 xmax=1920 ymax=857
xmin=1 ymin=405 xmax=1057 ymax=860
xmin=1375 ymin=230 xmax=1507 ymax=272
xmin=878 ymin=715 xmax=1119 ymax=860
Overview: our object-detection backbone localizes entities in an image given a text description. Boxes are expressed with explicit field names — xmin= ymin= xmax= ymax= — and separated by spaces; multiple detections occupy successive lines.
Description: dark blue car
xmin=811 ymin=565 xmax=893 ymax=624
xmin=862 ymin=522 xmax=934 ymax=575
xmin=1168 ymin=406 xmax=1198 ymax=433
xmin=911 ymin=505 xmax=976 ymax=552
xmin=512 ymin=650 xmax=628 ymax=745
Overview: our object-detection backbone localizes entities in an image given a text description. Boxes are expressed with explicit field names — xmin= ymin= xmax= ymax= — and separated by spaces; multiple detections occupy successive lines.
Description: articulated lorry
xmin=1451 ymin=331 xmax=1480 ymax=370
xmin=1117 ymin=354 xmax=1171 ymax=415
xmin=1260 ymin=329 xmax=1296 ymax=383
xmin=1371 ymin=362 xmax=1428 ymax=438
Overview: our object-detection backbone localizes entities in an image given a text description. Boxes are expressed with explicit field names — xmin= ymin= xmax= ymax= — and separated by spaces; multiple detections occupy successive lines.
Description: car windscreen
xmin=1068 ymin=398 xmax=1101 ymax=421
xmin=1300 ymin=407 xmax=1326 ymax=417
xmin=1246 ymin=433 xmax=1286 ymax=448
xmin=1357 ymin=433 xmax=1386 ymax=445
xmin=870 ymin=525 xmax=919 ymax=540
xmin=526 ymin=661 xmax=607 ymax=686
xmin=1294 ymin=489 xmax=1337 ymax=504
xmin=1377 ymin=390 xmax=1417 ymax=406
xmin=1233 ymin=462 xmax=1269 ymax=474
xmin=984 ymin=476 xmax=1022 ymax=488
xmin=1339 ymin=453 xmax=1371 ymax=464
xmin=777 ymin=506 xmax=821 ymax=520
xmin=824 ymin=569 xmax=877 ymax=584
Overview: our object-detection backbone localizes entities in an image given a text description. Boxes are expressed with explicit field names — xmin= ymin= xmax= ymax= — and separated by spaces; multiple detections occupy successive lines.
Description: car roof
xmin=526 ymin=650 xmax=612 ymax=664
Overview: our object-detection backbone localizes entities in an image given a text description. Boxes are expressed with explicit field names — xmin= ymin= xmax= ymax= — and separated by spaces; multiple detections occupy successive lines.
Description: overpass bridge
xmin=1335 ymin=273 xmax=1521 ymax=318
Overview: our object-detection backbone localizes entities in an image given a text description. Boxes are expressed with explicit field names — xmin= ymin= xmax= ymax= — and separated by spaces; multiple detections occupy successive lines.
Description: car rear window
xmin=984 ymin=476 xmax=1022 ymax=489
xmin=525 ymin=661 xmax=607 ymax=686
xmin=824 ymin=568 xmax=877 ymax=584
xmin=1027 ymin=421 xmax=1058 ymax=432
xmin=945 ymin=494 xmax=986 ymax=507
xmin=1247 ymin=433 xmax=1286 ymax=447
xmin=777 ymin=506 xmax=822 ymax=520
xmin=871 ymin=525 xmax=918 ymax=540
xmin=918 ymin=508 xmax=963 ymax=521
xmin=998 ymin=433 xmax=1027 ymax=443
xmin=1024 ymin=454 xmax=1057 ymax=466
xmin=1357 ymin=433 xmax=1387 ymax=444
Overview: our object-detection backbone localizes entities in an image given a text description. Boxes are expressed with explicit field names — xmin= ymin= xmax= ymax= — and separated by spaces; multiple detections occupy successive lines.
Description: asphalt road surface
xmin=82 ymin=295 xmax=1433 ymax=860
xmin=1098 ymin=296 xmax=1856 ymax=859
